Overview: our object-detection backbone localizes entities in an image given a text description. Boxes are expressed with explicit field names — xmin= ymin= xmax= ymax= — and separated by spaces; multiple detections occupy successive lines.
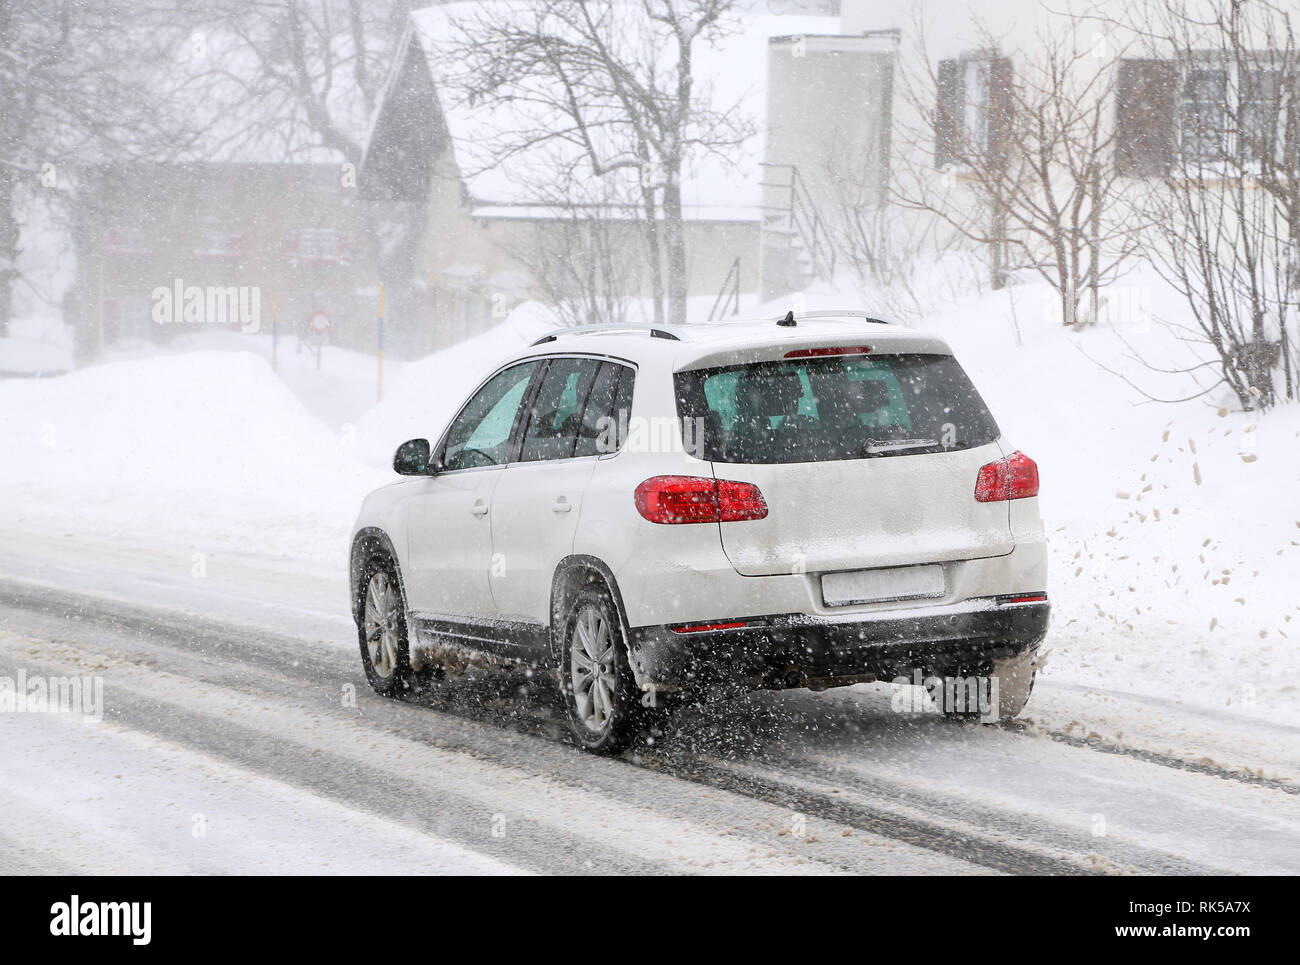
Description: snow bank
xmin=0 ymin=314 xmax=74 ymax=376
xmin=0 ymin=349 xmax=385 ymax=561
xmin=0 ymin=302 xmax=556 ymax=562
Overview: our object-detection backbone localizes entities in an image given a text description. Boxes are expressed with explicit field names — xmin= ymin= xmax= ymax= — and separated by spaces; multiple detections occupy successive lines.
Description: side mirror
xmin=393 ymin=438 xmax=433 ymax=475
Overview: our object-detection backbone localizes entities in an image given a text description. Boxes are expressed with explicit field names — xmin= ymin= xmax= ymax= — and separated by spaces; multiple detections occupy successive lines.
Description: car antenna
xmin=777 ymin=310 xmax=797 ymax=327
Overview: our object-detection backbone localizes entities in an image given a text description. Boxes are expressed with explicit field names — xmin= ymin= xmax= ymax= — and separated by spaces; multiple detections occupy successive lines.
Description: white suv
xmin=350 ymin=311 xmax=1049 ymax=753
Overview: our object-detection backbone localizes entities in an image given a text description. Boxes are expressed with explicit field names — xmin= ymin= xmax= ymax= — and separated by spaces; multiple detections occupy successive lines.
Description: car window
xmin=674 ymin=353 xmax=999 ymax=464
xmin=519 ymin=357 xmax=601 ymax=462
xmin=441 ymin=361 xmax=538 ymax=470
xmin=611 ymin=364 xmax=634 ymax=440
xmin=575 ymin=361 xmax=633 ymax=457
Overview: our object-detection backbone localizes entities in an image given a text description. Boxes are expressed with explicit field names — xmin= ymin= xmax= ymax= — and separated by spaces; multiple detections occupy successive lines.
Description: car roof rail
xmin=780 ymin=309 xmax=894 ymax=326
xmin=530 ymin=323 xmax=685 ymax=346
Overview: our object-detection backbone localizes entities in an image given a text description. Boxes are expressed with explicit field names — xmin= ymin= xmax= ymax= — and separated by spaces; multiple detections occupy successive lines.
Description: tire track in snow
xmin=1033 ymin=725 xmax=1299 ymax=795
xmin=3 ymin=577 xmax=1290 ymax=797
xmin=0 ymin=577 xmax=1285 ymax=875
xmin=0 ymin=591 xmax=982 ymax=874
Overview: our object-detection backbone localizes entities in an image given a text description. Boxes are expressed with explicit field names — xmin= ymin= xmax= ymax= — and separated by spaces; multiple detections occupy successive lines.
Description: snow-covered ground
xmin=0 ymin=313 xmax=74 ymax=377
xmin=886 ymin=268 xmax=1299 ymax=733
xmin=1 ymin=279 xmax=1296 ymax=750
xmin=0 ymin=709 xmax=523 ymax=875
xmin=1 ymin=534 xmax=1294 ymax=874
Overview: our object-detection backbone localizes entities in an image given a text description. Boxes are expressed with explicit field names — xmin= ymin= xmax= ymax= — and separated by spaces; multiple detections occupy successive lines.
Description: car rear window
xmin=674 ymin=353 xmax=1000 ymax=464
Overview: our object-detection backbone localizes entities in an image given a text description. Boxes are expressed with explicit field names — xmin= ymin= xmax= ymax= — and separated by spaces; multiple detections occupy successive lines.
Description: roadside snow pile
xmin=0 ymin=302 xmax=557 ymax=562
xmin=0 ymin=350 xmax=385 ymax=561
xmin=111 ymin=328 xmax=407 ymax=436
xmin=0 ymin=314 xmax=74 ymax=376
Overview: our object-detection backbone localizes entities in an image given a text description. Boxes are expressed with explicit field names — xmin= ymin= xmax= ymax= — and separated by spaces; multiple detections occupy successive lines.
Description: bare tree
xmin=894 ymin=13 xmax=1144 ymax=326
xmin=495 ymin=173 xmax=642 ymax=327
xmin=0 ymin=0 xmax=412 ymax=337
xmin=508 ymin=214 xmax=638 ymax=327
xmin=1115 ymin=0 xmax=1300 ymax=408
xmin=822 ymin=180 xmax=947 ymax=320
xmin=436 ymin=0 xmax=752 ymax=327
xmin=0 ymin=0 xmax=204 ymax=336
xmin=176 ymin=0 xmax=413 ymax=165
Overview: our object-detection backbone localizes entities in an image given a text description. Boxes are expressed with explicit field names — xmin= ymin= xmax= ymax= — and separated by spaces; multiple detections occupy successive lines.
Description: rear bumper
xmin=626 ymin=596 xmax=1050 ymax=690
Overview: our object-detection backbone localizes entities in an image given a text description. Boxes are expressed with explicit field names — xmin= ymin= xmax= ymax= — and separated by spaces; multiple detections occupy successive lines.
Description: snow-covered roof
xmin=403 ymin=2 xmax=842 ymax=221
xmin=468 ymin=203 xmax=768 ymax=222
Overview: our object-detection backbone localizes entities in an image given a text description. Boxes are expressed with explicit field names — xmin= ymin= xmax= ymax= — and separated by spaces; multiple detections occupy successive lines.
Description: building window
xmin=1179 ymin=66 xmax=1229 ymax=164
xmin=1117 ymin=55 xmax=1284 ymax=176
xmin=962 ymin=60 xmax=991 ymax=155
xmin=1177 ymin=60 xmax=1284 ymax=169
xmin=286 ymin=228 xmax=352 ymax=266
xmin=935 ymin=54 xmax=1012 ymax=169
xmin=1237 ymin=67 xmax=1280 ymax=163
xmin=195 ymin=231 xmax=245 ymax=260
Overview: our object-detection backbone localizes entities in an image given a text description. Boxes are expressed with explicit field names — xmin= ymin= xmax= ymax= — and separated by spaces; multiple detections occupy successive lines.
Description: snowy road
xmin=1 ymin=529 xmax=1297 ymax=875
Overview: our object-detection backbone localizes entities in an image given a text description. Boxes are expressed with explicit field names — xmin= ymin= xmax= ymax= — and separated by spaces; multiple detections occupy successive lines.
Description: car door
xmin=404 ymin=360 xmax=540 ymax=622
xmin=488 ymin=356 xmax=616 ymax=627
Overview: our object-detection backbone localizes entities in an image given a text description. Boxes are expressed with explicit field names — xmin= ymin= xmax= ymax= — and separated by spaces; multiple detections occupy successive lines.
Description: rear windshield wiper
xmin=863 ymin=438 xmax=941 ymax=456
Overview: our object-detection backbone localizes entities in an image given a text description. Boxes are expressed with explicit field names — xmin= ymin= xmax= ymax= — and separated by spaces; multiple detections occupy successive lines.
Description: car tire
xmin=990 ymin=649 xmax=1037 ymax=722
xmin=559 ymin=583 xmax=643 ymax=754
xmin=357 ymin=554 xmax=415 ymax=697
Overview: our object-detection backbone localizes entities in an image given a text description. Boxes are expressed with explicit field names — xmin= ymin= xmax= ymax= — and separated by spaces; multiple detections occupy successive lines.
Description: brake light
xmin=784 ymin=345 xmax=873 ymax=358
xmin=974 ymin=451 xmax=1040 ymax=502
xmin=634 ymin=475 xmax=768 ymax=524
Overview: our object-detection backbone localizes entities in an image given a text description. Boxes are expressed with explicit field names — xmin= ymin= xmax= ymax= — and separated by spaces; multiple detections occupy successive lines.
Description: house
xmin=68 ymin=162 xmax=376 ymax=363
xmin=360 ymin=1 xmax=900 ymax=352
xmin=66 ymin=1 xmax=907 ymax=361
xmin=63 ymin=21 xmax=383 ymax=364
xmin=71 ymin=1 xmax=1284 ymax=364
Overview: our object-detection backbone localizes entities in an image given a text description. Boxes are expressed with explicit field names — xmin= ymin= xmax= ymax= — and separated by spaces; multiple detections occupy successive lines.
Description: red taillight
xmin=974 ymin=451 xmax=1040 ymax=502
xmin=784 ymin=345 xmax=873 ymax=358
xmin=715 ymin=479 xmax=769 ymax=521
xmin=634 ymin=475 xmax=768 ymax=524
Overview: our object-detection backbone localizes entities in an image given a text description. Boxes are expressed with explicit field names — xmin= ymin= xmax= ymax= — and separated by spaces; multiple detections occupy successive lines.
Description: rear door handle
xmin=552 ymin=496 xmax=572 ymax=514
xmin=471 ymin=500 xmax=489 ymax=517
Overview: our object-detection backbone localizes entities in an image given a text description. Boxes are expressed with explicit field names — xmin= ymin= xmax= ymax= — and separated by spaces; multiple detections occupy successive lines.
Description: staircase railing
xmin=708 ymin=256 xmax=741 ymax=320
xmin=759 ymin=162 xmax=837 ymax=283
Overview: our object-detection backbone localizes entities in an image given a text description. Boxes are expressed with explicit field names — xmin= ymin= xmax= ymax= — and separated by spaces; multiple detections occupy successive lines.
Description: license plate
xmin=821 ymin=564 xmax=945 ymax=607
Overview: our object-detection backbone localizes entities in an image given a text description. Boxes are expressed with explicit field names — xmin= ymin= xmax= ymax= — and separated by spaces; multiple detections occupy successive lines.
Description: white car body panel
xmin=489 ymin=455 xmax=599 ymax=625
xmin=405 ymin=467 xmax=503 ymax=617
